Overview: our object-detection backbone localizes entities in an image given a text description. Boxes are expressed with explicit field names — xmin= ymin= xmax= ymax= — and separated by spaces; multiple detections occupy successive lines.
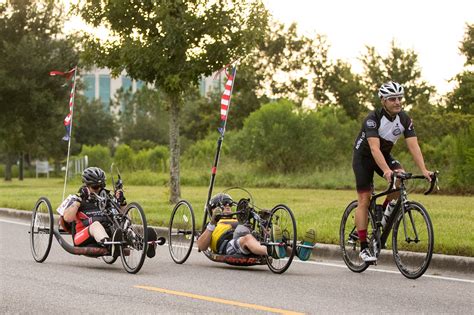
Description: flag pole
xmin=203 ymin=65 xmax=237 ymax=227
xmin=62 ymin=66 xmax=78 ymax=201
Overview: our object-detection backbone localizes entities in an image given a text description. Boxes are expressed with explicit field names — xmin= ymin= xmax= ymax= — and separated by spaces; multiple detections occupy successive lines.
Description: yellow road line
xmin=134 ymin=285 xmax=304 ymax=315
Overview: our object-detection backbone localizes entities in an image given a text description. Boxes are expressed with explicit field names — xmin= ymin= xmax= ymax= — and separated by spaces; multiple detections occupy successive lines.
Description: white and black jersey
xmin=353 ymin=108 xmax=416 ymax=157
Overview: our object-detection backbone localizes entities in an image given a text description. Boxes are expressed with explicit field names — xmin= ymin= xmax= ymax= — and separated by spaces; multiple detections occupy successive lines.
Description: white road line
xmin=0 ymin=218 xmax=30 ymax=227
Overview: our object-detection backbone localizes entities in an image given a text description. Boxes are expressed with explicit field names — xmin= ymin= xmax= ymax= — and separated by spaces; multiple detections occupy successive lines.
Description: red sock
xmin=357 ymin=229 xmax=367 ymax=243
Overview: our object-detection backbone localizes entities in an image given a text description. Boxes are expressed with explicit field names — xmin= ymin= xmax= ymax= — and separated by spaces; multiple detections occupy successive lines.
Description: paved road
xmin=1 ymin=217 xmax=473 ymax=314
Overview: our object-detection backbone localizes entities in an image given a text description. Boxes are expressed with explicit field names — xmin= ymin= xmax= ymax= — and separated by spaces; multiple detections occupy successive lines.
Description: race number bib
xmin=56 ymin=194 xmax=79 ymax=215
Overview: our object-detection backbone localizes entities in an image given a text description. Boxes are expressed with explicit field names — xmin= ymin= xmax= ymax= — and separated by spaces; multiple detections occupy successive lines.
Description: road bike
xmin=340 ymin=171 xmax=439 ymax=279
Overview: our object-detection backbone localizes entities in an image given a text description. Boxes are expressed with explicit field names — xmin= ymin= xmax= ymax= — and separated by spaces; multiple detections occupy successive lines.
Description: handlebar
xmin=387 ymin=171 xmax=439 ymax=195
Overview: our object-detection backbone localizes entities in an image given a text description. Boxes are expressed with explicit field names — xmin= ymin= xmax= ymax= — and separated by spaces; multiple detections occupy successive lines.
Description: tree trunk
xmin=168 ymin=93 xmax=181 ymax=204
xmin=18 ymin=152 xmax=24 ymax=180
xmin=4 ymin=153 xmax=13 ymax=181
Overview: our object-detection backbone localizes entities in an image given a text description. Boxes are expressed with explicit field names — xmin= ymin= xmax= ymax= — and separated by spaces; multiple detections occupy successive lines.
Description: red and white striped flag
xmin=50 ymin=67 xmax=77 ymax=141
xmin=220 ymin=66 xmax=236 ymax=128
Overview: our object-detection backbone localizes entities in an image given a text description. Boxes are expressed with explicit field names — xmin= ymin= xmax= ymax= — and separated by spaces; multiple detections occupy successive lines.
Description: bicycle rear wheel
xmin=121 ymin=202 xmax=148 ymax=274
xmin=266 ymin=204 xmax=297 ymax=274
xmin=168 ymin=200 xmax=195 ymax=264
xmin=392 ymin=201 xmax=434 ymax=279
xmin=30 ymin=197 xmax=54 ymax=263
xmin=339 ymin=201 xmax=376 ymax=273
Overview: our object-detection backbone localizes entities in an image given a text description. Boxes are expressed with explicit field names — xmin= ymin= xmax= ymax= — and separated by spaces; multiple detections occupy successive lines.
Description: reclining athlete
xmin=62 ymin=167 xmax=156 ymax=258
xmin=196 ymin=193 xmax=316 ymax=260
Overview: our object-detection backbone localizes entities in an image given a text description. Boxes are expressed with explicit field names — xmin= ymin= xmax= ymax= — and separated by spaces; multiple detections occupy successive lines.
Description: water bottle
xmin=381 ymin=200 xmax=397 ymax=228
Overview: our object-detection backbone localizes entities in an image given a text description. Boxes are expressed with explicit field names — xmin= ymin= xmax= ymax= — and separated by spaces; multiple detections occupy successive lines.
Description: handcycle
xmin=167 ymin=187 xmax=303 ymax=274
xmin=29 ymin=172 xmax=165 ymax=274
xmin=339 ymin=171 xmax=439 ymax=279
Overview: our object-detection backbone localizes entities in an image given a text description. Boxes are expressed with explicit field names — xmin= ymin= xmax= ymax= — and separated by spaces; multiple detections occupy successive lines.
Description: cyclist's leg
xmin=353 ymin=155 xmax=377 ymax=262
xmin=238 ymin=234 xmax=267 ymax=256
xmin=88 ymin=221 xmax=110 ymax=243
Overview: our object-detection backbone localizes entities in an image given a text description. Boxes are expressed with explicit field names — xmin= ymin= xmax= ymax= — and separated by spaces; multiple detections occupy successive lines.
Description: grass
xmin=1 ymin=178 xmax=473 ymax=257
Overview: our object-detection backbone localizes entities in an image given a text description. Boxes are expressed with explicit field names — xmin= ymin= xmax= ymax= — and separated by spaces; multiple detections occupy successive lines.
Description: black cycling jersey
xmin=353 ymin=108 xmax=416 ymax=156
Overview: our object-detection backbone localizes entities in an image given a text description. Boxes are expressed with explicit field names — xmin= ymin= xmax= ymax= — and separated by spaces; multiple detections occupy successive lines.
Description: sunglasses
xmin=386 ymin=96 xmax=403 ymax=102
xmin=222 ymin=201 xmax=233 ymax=207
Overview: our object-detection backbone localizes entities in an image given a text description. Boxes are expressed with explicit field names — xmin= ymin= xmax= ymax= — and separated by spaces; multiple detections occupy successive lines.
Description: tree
xmin=360 ymin=41 xmax=435 ymax=110
xmin=75 ymin=98 xmax=118 ymax=147
xmin=446 ymin=23 xmax=474 ymax=114
xmin=460 ymin=23 xmax=474 ymax=66
xmin=76 ymin=1 xmax=268 ymax=203
xmin=0 ymin=0 xmax=78 ymax=180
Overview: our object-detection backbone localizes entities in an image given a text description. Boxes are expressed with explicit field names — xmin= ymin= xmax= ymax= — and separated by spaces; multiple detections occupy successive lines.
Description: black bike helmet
xmin=209 ymin=193 xmax=233 ymax=209
xmin=82 ymin=167 xmax=106 ymax=187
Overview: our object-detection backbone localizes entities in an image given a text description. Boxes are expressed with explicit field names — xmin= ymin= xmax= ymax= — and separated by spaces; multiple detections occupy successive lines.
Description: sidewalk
xmin=3 ymin=207 xmax=473 ymax=274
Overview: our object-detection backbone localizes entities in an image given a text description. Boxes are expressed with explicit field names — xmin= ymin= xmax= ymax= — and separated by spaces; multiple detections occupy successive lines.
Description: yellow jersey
xmin=210 ymin=219 xmax=238 ymax=253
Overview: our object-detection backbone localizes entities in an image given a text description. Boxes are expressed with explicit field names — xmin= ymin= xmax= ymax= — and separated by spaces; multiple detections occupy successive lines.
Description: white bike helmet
xmin=378 ymin=81 xmax=404 ymax=99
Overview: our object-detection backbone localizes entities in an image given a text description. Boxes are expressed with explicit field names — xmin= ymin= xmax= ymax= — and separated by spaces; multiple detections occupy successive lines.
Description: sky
xmin=262 ymin=0 xmax=473 ymax=96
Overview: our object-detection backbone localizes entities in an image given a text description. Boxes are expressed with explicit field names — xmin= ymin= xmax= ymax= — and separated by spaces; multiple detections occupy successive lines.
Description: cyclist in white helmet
xmin=352 ymin=81 xmax=432 ymax=262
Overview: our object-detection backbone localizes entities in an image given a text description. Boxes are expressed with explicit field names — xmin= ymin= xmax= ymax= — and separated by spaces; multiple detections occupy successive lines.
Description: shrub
xmin=80 ymin=145 xmax=112 ymax=170
xmin=114 ymin=144 xmax=134 ymax=171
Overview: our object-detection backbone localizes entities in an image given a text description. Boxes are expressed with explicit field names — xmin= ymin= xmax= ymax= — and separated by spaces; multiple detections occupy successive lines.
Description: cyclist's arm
xmin=368 ymin=137 xmax=392 ymax=182
xmin=196 ymin=228 xmax=212 ymax=251
xmin=63 ymin=200 xmax=81 ymax=223
xmin=405 ymin=137 xmax=431 ymax=181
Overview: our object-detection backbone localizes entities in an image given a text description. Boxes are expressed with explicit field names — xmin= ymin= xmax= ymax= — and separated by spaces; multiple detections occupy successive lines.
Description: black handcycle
xmin=29 ymin=174 xmax=165 ymax=274
xmin=167 ymin=187 xmax=300 ymax=274
xmin=340 ymin=171 xmax=439 ymax=279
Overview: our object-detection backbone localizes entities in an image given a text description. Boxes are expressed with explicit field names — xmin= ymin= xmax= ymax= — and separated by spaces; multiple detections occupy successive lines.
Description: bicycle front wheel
xmin=30 ymin=197 xmax=54 ymax=263
xmin=339 ymin=201 xmax=376 ymax=273
xmin=392 ymin=201 xmax=434 ymax=279
xmin=168 ymin=200 xmax=195 ymax=264
xmin=121 ymin=202 xmax=148 ymax=274
xmin=266 ymin=204 xmax=297 ymax=274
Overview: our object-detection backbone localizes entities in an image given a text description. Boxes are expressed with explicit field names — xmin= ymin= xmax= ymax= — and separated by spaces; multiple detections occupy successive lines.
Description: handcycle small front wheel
xmin=120 ymin=202 xmax=148 ymax=274
xmin=168 ymin=200 xmax=195 ymax=264
xmin=392 ymin=201 xmax=434 ymax=279
xmin=266 ymin=204 xmax=297 ymax=274
xmin=30 ymin=197 xmax=54 ymax=263
xmin=339 ymin=201 xmax=376 ymax=273
xmin=102 ymin=254 xmax=118 ymax=265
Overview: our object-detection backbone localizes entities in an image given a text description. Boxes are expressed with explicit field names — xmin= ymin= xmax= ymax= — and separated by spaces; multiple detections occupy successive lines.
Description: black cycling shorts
xmin=352 ymin=153 xmax=402 ymax=192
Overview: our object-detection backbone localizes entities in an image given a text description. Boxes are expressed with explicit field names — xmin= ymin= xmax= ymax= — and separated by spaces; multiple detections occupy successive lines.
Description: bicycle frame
xmin=369 ymin=172 xmax=438 ymax=253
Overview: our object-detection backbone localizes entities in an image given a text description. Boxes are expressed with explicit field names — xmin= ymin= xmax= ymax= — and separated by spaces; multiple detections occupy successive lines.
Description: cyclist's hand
xmin=422 ymin=169 xmax=432 ymax=182
xmin=115 ymin=189 xmax=127 ymax=206
xmin=210 ymin=208 xmax=222 ymax=225
xmin=383 ymin=170 xmax=393 ymax=183
xmin=79 ymin=186 xmax=90 ymax=200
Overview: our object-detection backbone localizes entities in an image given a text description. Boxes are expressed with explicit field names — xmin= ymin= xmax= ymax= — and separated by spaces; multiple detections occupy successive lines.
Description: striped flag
xmin=219 ymin=66 xmax=236 ymax=132
xmin=50 ymin=67 xmax=77 ymax=141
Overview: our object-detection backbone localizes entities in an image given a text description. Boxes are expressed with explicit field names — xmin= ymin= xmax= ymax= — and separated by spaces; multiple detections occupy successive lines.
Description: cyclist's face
xmin=222 ymin=203 xmax=233 ymax=214
xmin=382 ymin=96 xmax=403 ymax=116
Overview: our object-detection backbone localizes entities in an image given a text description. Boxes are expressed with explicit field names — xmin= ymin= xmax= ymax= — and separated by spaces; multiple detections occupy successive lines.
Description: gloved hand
xmin=210 ymin=208 xmax=222 ymax=225
xmin=115 ymin=189 xmax=127 ymax=206
xmin=79 ymin=186 xmax=90 ymax=201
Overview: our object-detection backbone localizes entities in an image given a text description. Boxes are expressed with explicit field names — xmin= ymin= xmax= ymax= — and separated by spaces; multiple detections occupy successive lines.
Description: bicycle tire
xmin=339 ymin=200 xmax=376 ymax=273
xmin=120 ymin=202 xmax=148 ymax=274
xmin=30 ymin=197 xmax=54 ymax=263
xmin=266 ymin=204 xmax=297 ymax=274
xmin=392 ymin=201 xmax=434 ymax=279
xmin=168 ymin=200 xmax=195 ymax=264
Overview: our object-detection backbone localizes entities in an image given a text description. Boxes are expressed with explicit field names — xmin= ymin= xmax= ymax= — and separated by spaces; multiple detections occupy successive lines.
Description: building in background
xmin=81 ymin=67 xmax=225 ymax=115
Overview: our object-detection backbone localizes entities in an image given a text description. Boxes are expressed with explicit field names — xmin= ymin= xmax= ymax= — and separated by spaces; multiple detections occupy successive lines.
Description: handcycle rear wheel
xmin=340 ymin=201 xmax=376 ymax=273
xmin=30 ymin=197 xmax=54 ymax=263
xmin=392 ymin=201 xmax=434 ymax=279
xmin=120 ymin=202 xmax=148 ymax=274
xmin=266 ymin=204 xmax=297 ymax=274
xmin=168 ymin=200 xmax=195 ymax=264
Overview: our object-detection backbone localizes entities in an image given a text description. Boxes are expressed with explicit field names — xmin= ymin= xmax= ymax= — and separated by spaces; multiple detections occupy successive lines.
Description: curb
xmin=3 ymin=207 xmax=473 ymax=274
